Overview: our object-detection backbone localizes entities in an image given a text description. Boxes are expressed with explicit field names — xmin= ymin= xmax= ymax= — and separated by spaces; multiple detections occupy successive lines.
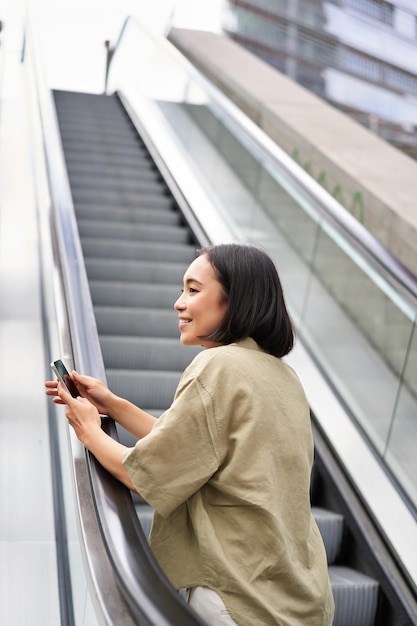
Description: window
xmin=344 ymin=0 xmax=394 ymax=26
xmin=341 ymin=49 xmax=381 ymax=82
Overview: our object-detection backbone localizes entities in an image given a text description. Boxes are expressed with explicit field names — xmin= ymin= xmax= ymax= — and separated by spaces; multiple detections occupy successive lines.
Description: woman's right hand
xmin=45 ymin=371 xmax=115 ymax=416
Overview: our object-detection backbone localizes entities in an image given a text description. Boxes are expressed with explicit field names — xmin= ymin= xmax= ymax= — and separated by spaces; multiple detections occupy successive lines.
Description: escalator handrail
xmin=26 ymin=9 xmax=206 ymax=626
xmin=106 ymin=15 xmax=417 ymax=307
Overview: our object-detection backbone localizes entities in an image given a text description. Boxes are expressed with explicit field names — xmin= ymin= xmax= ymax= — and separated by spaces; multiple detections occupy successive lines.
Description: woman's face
xmin=174 ymin=254 xmax=227 ymax=348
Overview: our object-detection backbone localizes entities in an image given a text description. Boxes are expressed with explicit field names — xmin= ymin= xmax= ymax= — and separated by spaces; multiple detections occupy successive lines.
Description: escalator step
xmin=68 ymin=170 xmax=161 ymax=189
xmin=94 ymin=306 xmax=181 ymax=338
xmin=75 ymin=195 xmax=174 ymax=212
xmin=106 ymin=368 xmax=182 ymax=409
xmin=64 ymin=151 xmax=154 ymax=171
xmin=329 ymin=566 xmax=379 ymax=626
xmin=60 ymin=141 xmax=150 ymax=161
xmin=135 ymin=504 xmax=155 ymax=539
xmin=59 ymin=124 xmax=136 ymax=141
xmin=77 ymin=219 xmax=190 ymax=244
xmin=100 ymin=335 xmax=201 ymax=371
xmin=89 ymin=280 xmax=181 ymax=308
xmin=80 ymin=238 xmax=196 ymax=263
xmin=69 ymin=169 xmax=159 ymax=187
xmin=312 ymin=507 xmax=344 ymax=565
xmin=72 ymin=185 xmax=165 ymax=204
xmin=66 ymin=157 xmax=156 ymax=176
xmin=85 ymin=258 xmax=185 ymax=283
xmin=76 ymin=205 xmax=179 ymax=226
xmin=60 ymin=126 xmax=142 ymax=142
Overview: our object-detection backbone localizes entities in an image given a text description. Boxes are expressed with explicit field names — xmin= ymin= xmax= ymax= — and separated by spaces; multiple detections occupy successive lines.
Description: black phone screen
xmin=51 ymin=359 xmax=80 ymax=398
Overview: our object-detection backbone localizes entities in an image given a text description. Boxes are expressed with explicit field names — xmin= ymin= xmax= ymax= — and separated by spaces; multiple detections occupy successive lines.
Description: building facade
xmin=222 ymin=0 xmax=417 ymax=158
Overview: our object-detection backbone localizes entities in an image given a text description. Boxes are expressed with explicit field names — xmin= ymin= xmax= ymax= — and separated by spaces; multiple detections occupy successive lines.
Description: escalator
xmin=51 ymin=89 xmax=416 ymax=626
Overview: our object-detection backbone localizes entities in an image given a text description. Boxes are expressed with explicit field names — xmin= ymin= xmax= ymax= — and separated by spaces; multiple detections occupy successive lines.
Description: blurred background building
xmin=222 ymin=0 xmax=417 ymax=159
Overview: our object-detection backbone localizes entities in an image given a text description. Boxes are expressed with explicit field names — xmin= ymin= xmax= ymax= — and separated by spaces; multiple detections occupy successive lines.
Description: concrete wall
xmin=169 ymin=28 xmax=417 ymax=278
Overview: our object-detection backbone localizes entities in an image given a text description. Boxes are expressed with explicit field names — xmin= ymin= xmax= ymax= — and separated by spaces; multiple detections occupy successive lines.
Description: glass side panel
xmin=303 ymin=224 xmax=415 ymax=453
xmin=384 ymin=319 xmax=417 ymax=507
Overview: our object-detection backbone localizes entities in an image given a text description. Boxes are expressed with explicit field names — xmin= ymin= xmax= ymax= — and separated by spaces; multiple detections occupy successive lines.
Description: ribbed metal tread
xmin=94 ymin=306 xmax=181 ymax=338
xmin=78 ymin=219 xmax=190 ymax=244
xmin=60 ymin=125 xmax=149 ymax=146
xmin=329 ymin=566 xmax=379 ymax=626
xmin=100 ymin=336 xmax=202 ymax=371
xmin=89 ymin=280 xmax=182 ymax=308
xmin=76 ymin=205 xmax=179 ymax=226
xmin=106 ymin=368 xmax=182 ymax=409
xmin=85 ymin=258 xmax=185 ymax=283
xmin=60 ymin=132 xmax=143 ymax=150
xmin=80 ymin=238 xmax=196 ymax=263
xmin=312 ymin=507 xmax=344 ymax=565
xmin=59 ymin=125 xmax=136 ymax=141
xmin=64 ymin=150 xmax=155 ymax=170
xmin=64 ymin=151 xmax=155 ymax=170
xmin=66 ymin=159 xmax=157 ymax=178
xmin=67 ymin=162 xmax=160 ymax=181
xmin=72 ymin=185 xmax=165 ymax=205
xmin=68 ymin=171 xmax=161 ymax=191
xmin=75 ymin=194 xmax=174 ymax=211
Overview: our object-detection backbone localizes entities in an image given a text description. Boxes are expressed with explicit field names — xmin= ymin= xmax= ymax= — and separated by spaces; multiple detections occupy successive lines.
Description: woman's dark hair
xmin=197 ymin=243 xmax=294 ymax=358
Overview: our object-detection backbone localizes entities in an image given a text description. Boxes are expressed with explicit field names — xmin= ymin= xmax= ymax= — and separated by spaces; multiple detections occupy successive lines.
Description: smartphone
xmin=51 ymin=359 xmax=80 ymax=398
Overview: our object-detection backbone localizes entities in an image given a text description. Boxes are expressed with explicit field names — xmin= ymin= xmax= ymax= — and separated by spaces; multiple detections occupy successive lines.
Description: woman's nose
xmin=174 ymin=293 xmax=185 ymax=311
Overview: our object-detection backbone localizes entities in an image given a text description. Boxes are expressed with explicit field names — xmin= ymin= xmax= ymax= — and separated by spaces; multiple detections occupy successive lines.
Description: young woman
xmin=46 ymin=243 xmax=334 ymax=626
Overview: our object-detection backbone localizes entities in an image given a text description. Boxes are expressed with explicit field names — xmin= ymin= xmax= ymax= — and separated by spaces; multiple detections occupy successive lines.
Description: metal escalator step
xmin=54 ymin=104 xmax=124 ymax=121
xmin=64 ymin=151 xmax=153 ymax=172
xmin=100 ymin=336 xmax=201 ymax=371
xmin=72 ymin=184 xmax=164 ymax=204
xmin=63 ymin=148 xmax=148 ymax=167
xmin=78 ymin=219 xmax=190 ymax=245
xmin=85 ymin=259 xmax=185 ymax=283
xmin=106 ymin=369 xmax=181 ymax=409
xmin=68 ymin=170 xmax=161 ymax=190
xmin=59 ymin=124 xmax=136 ymax=141
xmin=80 ymin=238 xmax=196 ymax=263
xmin=54 ymin=100 xmax=127 ymax=116
xmin=135 ymin=503 xmax=154 ymax=539
xmin=54 ymin=104 xmax=131 ymax=125
xmin=67 ymin=162 xmax=158 ymax=181
xmin=62 ymin=132 xmax=143 ymax=155
xmin=60 ymin=133 xmax=143 ymax=151
xmin=72 ymin=190 xmax=168 ymax=207
xmin=94 ymin=307 xmax=181 ymax=338
xmin=312 ymin=507 xmax=344 ymax=565
xmin=329 ymin=566 xmax=379 ymax=626
xmin=76 ymin=205 xmax=179 ymax=226
xmin=59 ymin=141 xmax=149 ymax=160
xmin=75 ymin=194 xmax=174 ymax=213
xmin=89 ymin=280 xmax=181 ymax=308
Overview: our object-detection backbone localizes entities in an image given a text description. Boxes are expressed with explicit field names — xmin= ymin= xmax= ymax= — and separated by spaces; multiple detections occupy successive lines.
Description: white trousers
xmin=187 ymin=587 xmax=238 ymax=625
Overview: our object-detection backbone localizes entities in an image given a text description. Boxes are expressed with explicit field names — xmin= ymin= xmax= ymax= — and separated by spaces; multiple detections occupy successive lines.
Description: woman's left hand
xmin=57 ymin=381 xmax=102 ymax=446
